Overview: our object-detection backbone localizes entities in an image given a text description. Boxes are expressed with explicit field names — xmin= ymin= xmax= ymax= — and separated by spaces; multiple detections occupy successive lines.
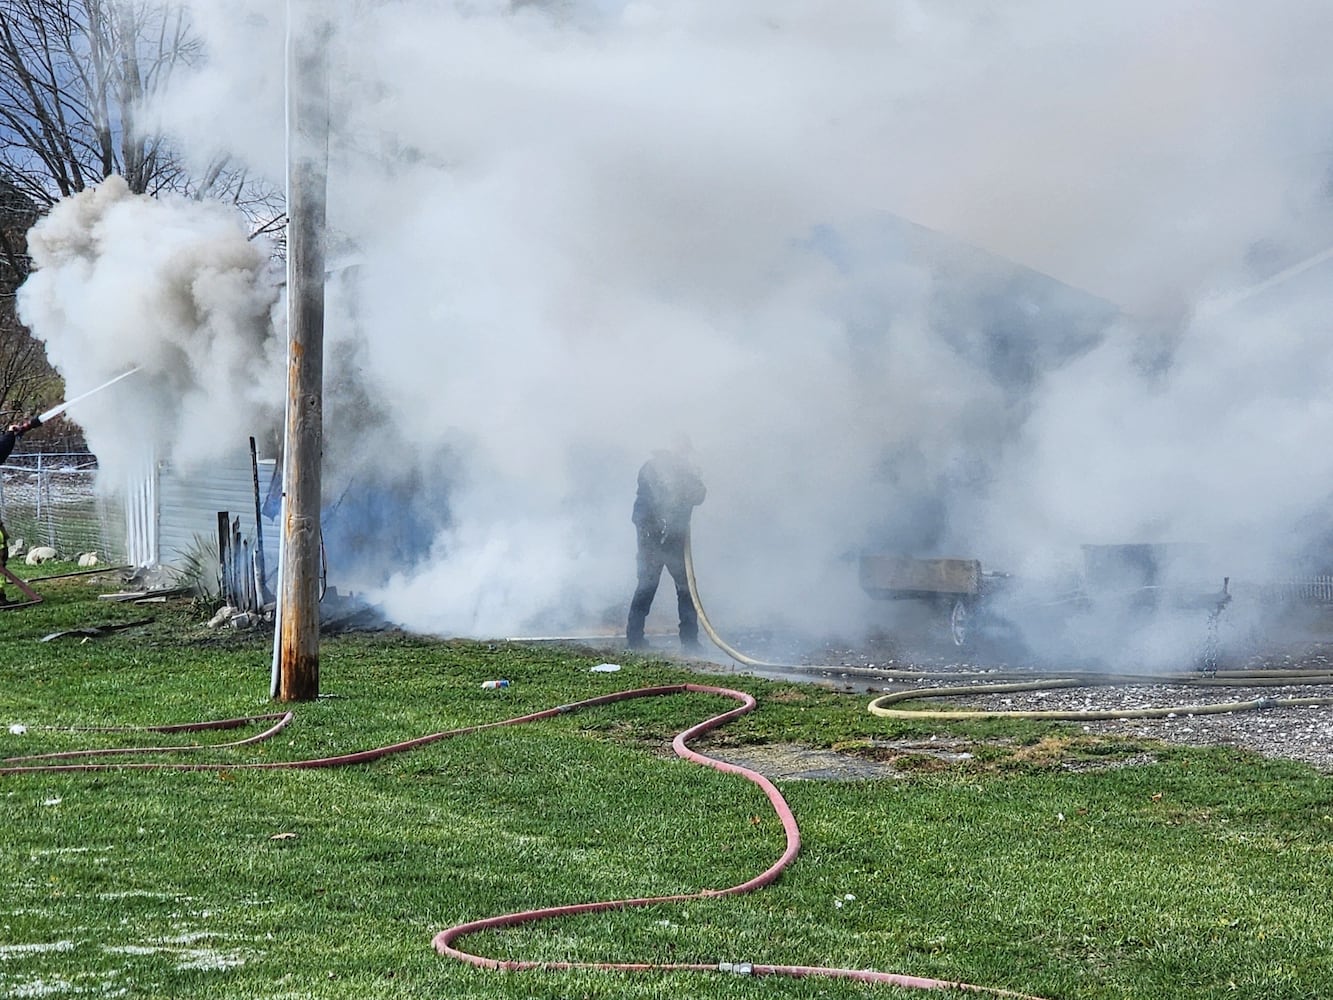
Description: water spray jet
xmin=36 ymin=366 xmax=142 ymax=425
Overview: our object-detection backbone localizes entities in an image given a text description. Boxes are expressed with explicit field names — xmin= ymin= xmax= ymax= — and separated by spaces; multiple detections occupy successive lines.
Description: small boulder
xmin=77 ymin=552 xmax=99 ymax=567
xmin=25 ymin=546 xmax=58 ymax=565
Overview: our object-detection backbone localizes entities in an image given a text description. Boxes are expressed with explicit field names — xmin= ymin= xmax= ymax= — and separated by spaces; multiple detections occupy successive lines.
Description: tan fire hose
xmin=683 ymin=529 xmax=1333 ymax=720
xmin=865 ymin=677 xmax=1333 ymax=721
xmin=683 ymin=531 xmax=1010 ymax=681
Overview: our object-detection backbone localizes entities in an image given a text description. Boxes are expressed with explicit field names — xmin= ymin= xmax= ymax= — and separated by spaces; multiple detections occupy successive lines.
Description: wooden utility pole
xmin=274 ymin=1 xmax=330 ymax=702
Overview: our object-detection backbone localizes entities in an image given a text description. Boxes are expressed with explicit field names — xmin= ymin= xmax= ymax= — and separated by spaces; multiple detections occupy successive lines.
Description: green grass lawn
xmin=2 ymin=566 xmax=1331 ymax=999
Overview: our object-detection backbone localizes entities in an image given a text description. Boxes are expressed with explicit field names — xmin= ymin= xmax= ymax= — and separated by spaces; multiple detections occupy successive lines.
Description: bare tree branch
xmin=0 ymin=0 xmax=281 ymax=213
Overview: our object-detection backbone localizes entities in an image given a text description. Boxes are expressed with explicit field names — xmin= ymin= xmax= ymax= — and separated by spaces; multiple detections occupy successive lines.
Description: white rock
xmin=206 ymin=606 xmax=238 ymax=629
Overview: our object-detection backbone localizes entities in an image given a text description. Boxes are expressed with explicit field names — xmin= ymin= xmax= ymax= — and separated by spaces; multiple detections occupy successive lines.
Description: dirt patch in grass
xmin=712 ymin=736 xmax=1162 ymax=781
xmin=710 ymin=742 xmax=910 ymax=781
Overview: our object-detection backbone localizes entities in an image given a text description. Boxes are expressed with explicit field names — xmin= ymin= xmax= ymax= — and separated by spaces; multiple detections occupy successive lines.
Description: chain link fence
xmin=0 ymin=453 xmax=125 ymax=563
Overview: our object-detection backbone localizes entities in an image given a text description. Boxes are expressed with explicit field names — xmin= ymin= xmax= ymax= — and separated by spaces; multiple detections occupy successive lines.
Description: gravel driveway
xmin=695 ymin=627 xmax=1333 ymax=772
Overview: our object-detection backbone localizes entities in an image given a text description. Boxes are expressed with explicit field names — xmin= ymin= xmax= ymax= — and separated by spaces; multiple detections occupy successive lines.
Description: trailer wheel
xmin=949 ymin=598 xmax=971 ymax=648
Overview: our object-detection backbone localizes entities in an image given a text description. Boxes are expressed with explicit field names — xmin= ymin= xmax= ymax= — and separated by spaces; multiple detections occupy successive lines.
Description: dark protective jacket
xmin=632 ymin=450 xmax=706 ymax=540
xmin=0 ymin=417 xmax=38 ymax=465
xmin=0 ymin=430 xmax=18 ymax=466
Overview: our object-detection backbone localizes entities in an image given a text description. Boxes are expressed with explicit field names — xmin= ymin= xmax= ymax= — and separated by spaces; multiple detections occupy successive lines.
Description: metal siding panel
xmin=157 ymin=454 xmax=277 ymax=569
xmin=121 ymin=453 xmax=158 ymax=566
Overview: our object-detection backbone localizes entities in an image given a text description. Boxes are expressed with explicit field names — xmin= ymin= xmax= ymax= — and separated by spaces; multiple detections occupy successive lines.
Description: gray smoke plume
xmin=17 ymin=1 xmax=1333 ymax=666
xmin=18 ymin=176 xmax=285 ymax=477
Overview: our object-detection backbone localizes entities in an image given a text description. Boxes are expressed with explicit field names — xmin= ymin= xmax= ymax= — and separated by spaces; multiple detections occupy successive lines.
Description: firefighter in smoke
xmin=626 ymin=435 xmax=707 ymax=652
xmin=0 ymin=414 xmax=39 ymax=603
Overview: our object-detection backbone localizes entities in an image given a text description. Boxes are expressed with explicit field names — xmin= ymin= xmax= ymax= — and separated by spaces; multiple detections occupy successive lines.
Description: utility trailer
xmin=1079 ymin=543 xmax=1229 ymax=611
xmin=858 ymin=554 xmax=1009 ymax=648
xmin=860 ymin=544 xmax=1232 ymax=656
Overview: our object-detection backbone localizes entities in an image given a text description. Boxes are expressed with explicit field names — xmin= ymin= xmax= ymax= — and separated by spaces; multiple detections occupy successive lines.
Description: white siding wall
xmin=157 ymin=452 xmax=277 ymax=570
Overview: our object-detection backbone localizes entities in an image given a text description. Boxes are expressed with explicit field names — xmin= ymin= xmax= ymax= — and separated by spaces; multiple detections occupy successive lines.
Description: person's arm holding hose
xmin=0 ymin=414 xmax=41 ymax=466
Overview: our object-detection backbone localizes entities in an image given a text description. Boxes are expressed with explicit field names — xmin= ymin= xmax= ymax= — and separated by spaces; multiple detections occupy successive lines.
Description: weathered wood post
xmin=275 ymin=0 xmax=330 ymax=702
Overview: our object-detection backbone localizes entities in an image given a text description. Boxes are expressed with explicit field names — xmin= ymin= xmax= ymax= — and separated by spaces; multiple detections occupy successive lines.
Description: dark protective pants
xmin=626 ymin=527 xmax=699 ymax=648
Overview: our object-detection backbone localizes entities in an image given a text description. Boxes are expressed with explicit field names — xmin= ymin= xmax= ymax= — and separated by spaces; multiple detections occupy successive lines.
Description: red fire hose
xmin=2 ymin=684 xmax=1049 ymax=998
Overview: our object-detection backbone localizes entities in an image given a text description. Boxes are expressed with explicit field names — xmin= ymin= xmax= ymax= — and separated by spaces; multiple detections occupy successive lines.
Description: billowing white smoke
xmin=17 ymin=176 xmax=284 ymax=480
xmin=17 ymin=2 xmax=1333 ymax=661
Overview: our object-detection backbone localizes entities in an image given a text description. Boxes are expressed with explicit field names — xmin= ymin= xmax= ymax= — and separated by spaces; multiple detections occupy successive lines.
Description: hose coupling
xmin=719 ymin=961 xmax=754 ymax=976
xmin=1255 ymin=697 xmax=1277 ymax=710
xmin=554 ymin=704 xmax=576 ymax=715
